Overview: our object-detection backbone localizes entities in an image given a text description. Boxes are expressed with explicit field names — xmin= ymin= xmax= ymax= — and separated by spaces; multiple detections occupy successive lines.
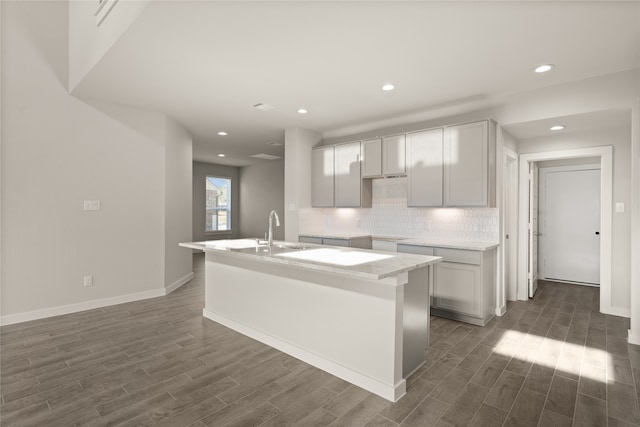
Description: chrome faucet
xmin=268 ymin=210 xmax=280 ymax=247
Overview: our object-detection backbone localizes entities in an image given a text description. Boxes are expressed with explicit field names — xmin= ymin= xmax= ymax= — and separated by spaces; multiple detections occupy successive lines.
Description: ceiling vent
xmin=251 ymin=103 xmax=275 ymax=112
xmin=266 ymin=141 xmax=283 ymax=147
xmin=251 ymin=154 xmax=282 ymax=160
xmin=95 ymin=0 xmax=118 ymax=26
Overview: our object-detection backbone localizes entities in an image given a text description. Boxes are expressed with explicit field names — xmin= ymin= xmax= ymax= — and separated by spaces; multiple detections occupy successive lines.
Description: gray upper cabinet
xmin=382 ymin=135 xmax=406 ymax=175
xmin=361 ymin=139 xmax=382 ymax=178
xmin=444 ymin=121 xmax=490 ymax=207
xmin=335 ymin=142 xmax=366 ymax=207
xmin=407 ymin=128 xmax=444 ymax=207
xmin=311 ymin=146 xmax=334 ymax=207
xmin=312 ymin=120 xmax=494 ymax=209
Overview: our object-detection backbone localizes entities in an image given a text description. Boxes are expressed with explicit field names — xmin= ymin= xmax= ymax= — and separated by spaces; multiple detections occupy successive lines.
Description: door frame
xmin=538 ymin=163 xmax=601 ymax=284
xmin=503 ymin=148 xmax=518 ymax=302
xmin=517 ymin=146 xmax=618 ymax=316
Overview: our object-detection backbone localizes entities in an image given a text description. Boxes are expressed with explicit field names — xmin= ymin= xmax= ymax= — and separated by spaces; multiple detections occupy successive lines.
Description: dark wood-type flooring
xmin=2 ymin=253 xmax=640 ymax=426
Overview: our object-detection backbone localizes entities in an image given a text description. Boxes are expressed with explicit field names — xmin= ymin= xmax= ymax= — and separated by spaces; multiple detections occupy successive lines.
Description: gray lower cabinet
xmin=299 ymin=235 xmax=372 ymax=249
xmin=397 ymin=244 xmax=496 ymax=326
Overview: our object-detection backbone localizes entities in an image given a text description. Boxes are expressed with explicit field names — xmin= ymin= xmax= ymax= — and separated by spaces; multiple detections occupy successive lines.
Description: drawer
xmin=397 ymin=244 xmax=434 ymax=256
xmin=372 ymin=240 xmax=397 ymax=252
xmin=435 ymin=248 xmax=481 ymax=265
xmin=299 ymin=236 xmax=322 ymax=245
xmin=323 ymin=238 xmax=350 ymax=247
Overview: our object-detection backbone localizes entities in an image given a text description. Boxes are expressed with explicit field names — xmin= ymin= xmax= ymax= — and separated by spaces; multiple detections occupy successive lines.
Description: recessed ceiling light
xmin=217 ymin=131 xmax=228 ymax=136
xmin=382 ymin=84 xmax=395 ymax=91
xmin=534 ymin=64 xmax=554 ymax=73
xmin=550 ymin=125 xmax=565 ymax=131
xmin=297 ymin=108 xmax=308 ymax=114
xmin=217 ymin=153 xmax=226 ymax=157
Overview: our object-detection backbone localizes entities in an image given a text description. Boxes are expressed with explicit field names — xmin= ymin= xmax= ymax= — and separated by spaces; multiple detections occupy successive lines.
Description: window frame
xmin=205 ymin=175 xmax=233 ymax=236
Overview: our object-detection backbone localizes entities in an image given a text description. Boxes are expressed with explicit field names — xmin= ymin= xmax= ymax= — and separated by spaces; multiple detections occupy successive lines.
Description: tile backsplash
xmin=299 ymin=177 xmax=499 ymax=242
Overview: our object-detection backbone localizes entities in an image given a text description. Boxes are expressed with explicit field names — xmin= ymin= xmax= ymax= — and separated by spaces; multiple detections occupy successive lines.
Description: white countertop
xmin=299 ymin=233 xmax=372 ymax=240
xmin=397 ymin=239 xmax=499 ymax=251
xmin=180 ymin=239 xmax=441 ymax=281
xmin=298 ymin=233 xmax=498 ymax=251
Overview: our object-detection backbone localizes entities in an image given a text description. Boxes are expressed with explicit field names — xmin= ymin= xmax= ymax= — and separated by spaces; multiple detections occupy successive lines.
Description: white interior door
xmin=528 ymin=163 xmax=539 ymax=297
xmin=539 ymin=166 xmax=601 ymax=285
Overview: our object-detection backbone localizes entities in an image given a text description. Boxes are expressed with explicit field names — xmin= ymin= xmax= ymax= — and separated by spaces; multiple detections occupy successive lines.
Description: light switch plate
xmin=84 ymin=200 xmax=100 ymax=211
xmin=616 ymin=202 xmax=625 ymax=213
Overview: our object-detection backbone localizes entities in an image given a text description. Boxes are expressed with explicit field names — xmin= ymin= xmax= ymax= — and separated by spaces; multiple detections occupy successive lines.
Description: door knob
xmin=595 ymin=231 xmax=600 ymax=235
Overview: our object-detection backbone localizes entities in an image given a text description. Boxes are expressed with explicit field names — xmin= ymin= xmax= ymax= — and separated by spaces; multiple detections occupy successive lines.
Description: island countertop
xmin=180 ymin=239 xmax=441 ymax=282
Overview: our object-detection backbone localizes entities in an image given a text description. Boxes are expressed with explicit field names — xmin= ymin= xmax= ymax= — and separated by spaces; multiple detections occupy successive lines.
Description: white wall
xmin=192 ymin=162 xmax=240 ymax=242
xmin=284 ymin=128 xmax=322 ymax=241
xmin=518 ymin=126 xmax=632 ymax=312
xmin=1 ymin=1 xmax=192 ymax=324
xmin=496 ymin=69 xmax=639 ymax=126
xmin=239 ymin=159 xmax=285 ymax=241
xmin=68 ymin=0 xmax=150 ymax=91
xmin=164 ymin=117 xmax=193 ymax=289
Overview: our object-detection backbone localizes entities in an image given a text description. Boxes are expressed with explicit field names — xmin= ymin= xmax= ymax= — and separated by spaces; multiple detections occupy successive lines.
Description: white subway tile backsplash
xmin=299 ymin=177 xmax=499 ymax=243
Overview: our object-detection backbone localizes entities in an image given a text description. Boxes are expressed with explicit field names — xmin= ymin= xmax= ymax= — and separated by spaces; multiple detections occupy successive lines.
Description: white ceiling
xmin=72 ymin=1 xmax=640 ymax=166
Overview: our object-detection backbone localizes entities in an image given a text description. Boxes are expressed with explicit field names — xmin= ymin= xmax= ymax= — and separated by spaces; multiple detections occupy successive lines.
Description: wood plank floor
xmin=2 ymin=253 xmax=640 ymax=426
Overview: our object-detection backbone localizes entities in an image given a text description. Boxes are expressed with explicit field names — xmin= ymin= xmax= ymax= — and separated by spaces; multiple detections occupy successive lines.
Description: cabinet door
xmin=444 ymin=121 xmax=488 ymax=206
xmin=382 ymin=135 xmax=406 ymax=175
xmin=311 ymin=146 xmax=334 ymax=207
xmin=434 ymin=262 xmax=482 ymax=317
xmin=372 ymin=240 xmax=397 ymax=252
xmin=362 ymin=139 xmax=382 ymax=177
xmin=406 ymin=129 xmax=444 ymax=207
xmin=334 ymin=142 xmax=362 ymax=207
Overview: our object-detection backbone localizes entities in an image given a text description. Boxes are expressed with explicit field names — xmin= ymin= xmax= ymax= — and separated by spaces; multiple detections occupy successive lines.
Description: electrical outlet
xmin=83 ymin=275 xmax=94 ymax=287
xmin=423 ymin=221 xmax=430 ymax=230
xmin=356 ymin=218 xmax=361 ymax=228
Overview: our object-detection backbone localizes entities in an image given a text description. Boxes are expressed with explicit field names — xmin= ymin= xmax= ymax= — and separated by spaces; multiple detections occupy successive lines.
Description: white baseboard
xmin=1 ymin=271 xmax=196 ymax=327
xmin=1 ymin=288 xmax=165 ymax=326
xmin=495 ymin=305 xmax=507 ymax=316
xmin=629 ymin=329 xmax=640 ymax=346
xmin=601 ymin=305 xmax=630 ymax=318
xmin=203 ymin=308 xmax=406 ymax=402
xmin=166 ymin=272 xmax=194 ymax=294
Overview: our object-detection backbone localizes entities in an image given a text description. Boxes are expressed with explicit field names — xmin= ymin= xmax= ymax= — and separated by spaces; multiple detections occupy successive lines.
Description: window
xmin=205 ymin=176 xmax=232 ymax=233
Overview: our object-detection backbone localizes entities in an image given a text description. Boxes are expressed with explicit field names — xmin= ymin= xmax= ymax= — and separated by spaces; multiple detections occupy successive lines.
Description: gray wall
xmin=164 ymin=118 xmax=193 ymax=288
xmin=193 ymin=162 xmax=240 ymax=241
xmin=239 ymin=159 xmax=285 ymax=241
xmin=2 ymin=1 xmax=192 ymax=323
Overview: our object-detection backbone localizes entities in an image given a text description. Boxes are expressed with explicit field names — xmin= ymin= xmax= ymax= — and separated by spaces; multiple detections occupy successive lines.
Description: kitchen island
xmin=180 ymin=239 xmax=441 ymax=401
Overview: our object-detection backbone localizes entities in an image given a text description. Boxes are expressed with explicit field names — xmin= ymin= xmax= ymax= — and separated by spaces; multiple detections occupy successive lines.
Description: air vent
xmin=251 ymin=103 xmax=275 ymax=112
xmin=251 ymin=154 xmax=282 ymax=160
xmin=266 ymin=141 xmax=283 ymax=147
xmin=95 ymin=0 xmax=118 ymax=26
